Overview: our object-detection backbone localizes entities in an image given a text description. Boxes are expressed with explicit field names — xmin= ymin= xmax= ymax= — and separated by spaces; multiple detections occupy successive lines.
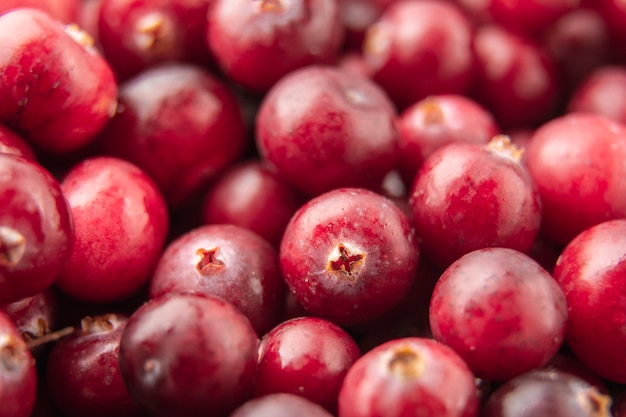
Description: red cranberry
xmin=338 ymin=0 xmax=395 ymax=50
xmin=98 ymin=63 xmax=247 ymax=208
xmin=0 ymin=0 xmax=80 ymax=23
xmin=429 ymin=247 xmax=568 ymax=381
xmin=362 ymin=0 xmax=475 ymax=110
xmin=338 ymin=337 xmax=479 ymax=417
xmin=482 ymin=369 xmax=612 ymax=417
xmin=567 ymin=66 xmax=626 ymax=124
xmin=0 ymin=126 xmax=36 ymax=161
xmin=207 ymin=0 xmax=344 ymax=93
xmin=256 ymin=65 xmax=399 ymax=197
xmin=254 ymin=316 xmax=361 ymax=413
xmin=1 ymin=288 xmax=57 ymax=352
xmin=471 ymin=24 xmax=562 ymax=129
xmin=0 ymin=310 xmax=37 ymax=417
xmin=232 ymin=393 xmax=334 ymax=417
xmin=0 ymin=154 xmax=74 ymax=304
xmin=552 ymin=219 xmax=626 ymax=383
xmin=280 ymin=188 xmax=419 ymax=326
xmin=46 ymin=314 xmax=145 ymax=417
xmin=149 ymin=224 xmax=286 ymax=335
xmin=408 ymin=136 xmax=541 ymax=268
xmin=200 ymin=160 xmax=305 ymax=247
xmin=524 ymin=113 xmax=626 ymax=246
xmin=55 ymin=157 xmax=169 ymax=303
xmin=97 ymin=0 xmax=214 ymax=80
xmin=397 ymin=94 xmax=500 ymax=186
xmin=119 ymin=292 xmax=259 ymax=417
xmin=0 ymin=8 xmax=117 ymax=154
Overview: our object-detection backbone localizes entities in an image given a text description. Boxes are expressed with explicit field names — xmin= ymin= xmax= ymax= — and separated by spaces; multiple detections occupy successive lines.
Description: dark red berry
xmin=231 ymin=393 xmax=334 ymax=417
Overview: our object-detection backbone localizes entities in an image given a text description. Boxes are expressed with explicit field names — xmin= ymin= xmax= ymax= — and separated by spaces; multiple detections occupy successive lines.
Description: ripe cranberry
xmin=207 ymin=0 xmax=344 ymax=93
xmin=254 ymin=316 xmax=361 ymax=413
xmin=471 ymin=24 xmax=562 ymax=129
xmin=524 ymin=113 xmax=626 ymax=246
xmin=408 ymin=136 xmax=541 ymax=268
xmin=429 ymin=248 xmax=568 ymax=381
xmin=256 ymin=65 xmax=399 ymax=197
xmin=200 ymin=160 xmax=305 ymax=247
xmin=149 ymin=224 xmax=285 ymax=335
xmin=56 ymin=157 xmax=169 ymax=303
xmin=543 ymin=352 xmax=608 ymax=393
xmin=280 ymin=188 xmax=419 ymax=326
xmin=98 ymin=62 xmax=247 ymax=208
xmin=397 ymin=94 xmax=500 ymax=186
xmin=46 ymin=314 xmax=145 ymax=417
xmin=338 ymin=337 xmax=479 ymax=417
xmin=119 ymin=292 xmax=259 ymax=417
xmin=338 ymin=0 xmax=395 ymax=50
xmin=97 ymin=0 xmax=214 ymax=80
xmin=552 ymin=219 xmax=626 ymax=383
xmin=0 ymin=0 xmax=80 ymax=23
xmin=0 ymin=126 xmax=36 ymax=161
xmin=567 ymin=66 xmax=626 ymax=124
xmin=0 ymin=154 xmax=74 ymax=304
xmin=0 ymin=9 xmax=117 ymax=154
xmin=362 ymin=0 xmax=475 ymax=109
xmin=482 ymin=369 xmax=612 ymax=417
xmin=1 ymin=288 xmax=57 ymax=352
xmin=232 ymin=393 xmax=334 ymax=417
xmin=0 ymin=310 xmax=37 ymax=417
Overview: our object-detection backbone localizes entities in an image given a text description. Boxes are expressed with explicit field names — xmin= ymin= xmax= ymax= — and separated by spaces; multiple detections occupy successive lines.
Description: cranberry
xmin=408 ymin=135 xmax=541 ymax=268
xmin=200 ymin=160 xmax=305 ymax=247
xmin=567 ymin=66 xmax=626 ymax=124
xmin=207 ymin=0 xmax=345 ymax=93
xmin=429 ymin=247 xmax=568 ymax=381
xmin=232 ymin=393 xmax=334 ymax=417
xmin=97 ymin=0 xmax=214 ymax=80
xmin=55 ymin=156 xmax=169 ymax=303
xmin=0 ymin=8 xmax=118 ymax=154
xmin=524 ymin=113 xmax=626 ymax=246
xmin=0 ymin=310 xmax=37 ymax=417
xmin=338 ymin=0 xmax=395 ymax=50
xmin=46 ymin=314 xmax=145 ymax=417
xmin=482 ymin=369 xmax=612 ymax=417
xmin=254 ymin=316 xmax=361 ymax=413
xmin=338 ymin=337 xmax=479 ymax=417
xmin=362 ymin=0 xmax=475 ymax=110
xmin=280 ymin=188 xmax=419 ymax=326
xmin=397 ymin=94 xmax=500 ymax=186
xmin=0 ymin=126 xmax=36 ymax=161
xmin=118 ymin=292 xmax=258 ymax=417
xmin=256 ymin=65 xmax=399 ymax=197
xmin=149 ymin=223 xmax=285 ymax=335
xmin=0 ymin=154 xmax=74 ymax=304
xmin=552 ymin=219 xmax=626 ymax=383
xmin=0 ymin=0 xmax=80 ymax=23
xmin=471 ymin=24 xmax=562 ymax=129
xmin=98 ymin=62 xmax=247 ymax=208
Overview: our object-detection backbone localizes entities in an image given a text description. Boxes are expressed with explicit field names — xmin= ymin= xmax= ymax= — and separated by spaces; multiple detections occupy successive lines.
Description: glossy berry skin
xmin=200 ymin=160 xmax=305 ymax=247
xmin=119 ymin=292 xmax=259 ymax=417
xmin=0 ymin=310 xmax=37 ymax=417
xmin=231 ymin=393 xmax=334 ymax=417
xmin=429 ymin=248 xmax=568 ymax=381
xmin=280 ymin=188 xmax=419 ymax=326
xmin=256 ymin=65 xmax=399 ymax=197
xmin=0 ymin=127 xmax=36 ymax=161
xmin=567 ymin=66 xmax=626 ymax=125
xmin=397 ymin=94 xmax=499 ymax=186
xmin=0 ymin=154 xmax=74 ymax=304
xmin=524 ymin=113 xmax=626 ymax=246
xmin=46 ymin=314 xmax=145 ymax=417
xmin=99 ymin=63 xmax=247 ymax=208
xmin=56 ymin=157 xmax=169 ymax=303
xmin=254 ymin=316 xmax=361 ymax=413
xmin=1 ymin=288 xmax=57 ymax=350
xmin=362 ymin=0 xmax=475 ymax=110
xmin=207 ymin=0 xmax=345 ymax=93
xmin=482 ymin=369 xmax=612 ymax=417
xmin=552 ymin=219 xmax=626 ymax=383
xmin=0 ymin=9 xmax=117 ymax=154
xmin=338 ymin=337 xmax=479 ymax=417
xmin=149 ymin=224 xmax=285 ymax=335
xmin=409 ymin=137 xmax=541 ymax=268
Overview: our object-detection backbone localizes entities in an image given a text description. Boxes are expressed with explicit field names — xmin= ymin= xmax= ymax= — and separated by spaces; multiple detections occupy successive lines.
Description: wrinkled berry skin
xmin=0 ymin=9 xmax=117 ymax=154
xmin=552 ymin=219 xmax=626 ymax=383
xmin=280 ymin=188 xmax=419 ymax=326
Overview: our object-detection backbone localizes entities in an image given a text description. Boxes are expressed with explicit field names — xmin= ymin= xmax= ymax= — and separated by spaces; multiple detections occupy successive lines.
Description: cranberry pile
xmin=2 ymin=0 xmax=626 ymax=416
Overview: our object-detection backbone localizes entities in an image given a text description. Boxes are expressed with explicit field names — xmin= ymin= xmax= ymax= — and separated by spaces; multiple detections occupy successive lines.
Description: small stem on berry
xmin=24 ymin=326 xmax=74 ymax=351
xmin=487 ymin=134 xmax=524 ymax=162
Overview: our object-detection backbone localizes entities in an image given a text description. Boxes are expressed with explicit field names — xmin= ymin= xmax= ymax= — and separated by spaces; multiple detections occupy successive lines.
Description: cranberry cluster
xmin=1 ymin=0 xmax=626 ymax=416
